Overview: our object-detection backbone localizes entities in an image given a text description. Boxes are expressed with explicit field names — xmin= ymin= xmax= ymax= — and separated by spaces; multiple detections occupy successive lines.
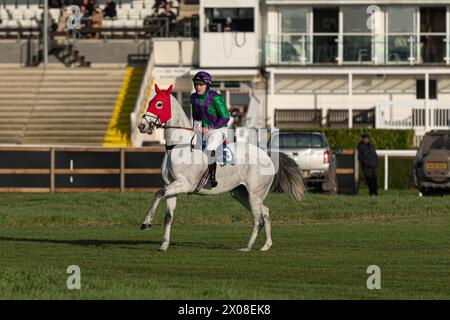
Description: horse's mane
xmin=170 ymin=94 xmax=192 ymax=129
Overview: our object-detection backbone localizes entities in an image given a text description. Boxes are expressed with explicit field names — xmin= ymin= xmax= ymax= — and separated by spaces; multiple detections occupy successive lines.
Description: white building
xmin=264 ymin=0 xmax=450 ymax=142
xmin=132 ymin=0 xmax=450 ymax=146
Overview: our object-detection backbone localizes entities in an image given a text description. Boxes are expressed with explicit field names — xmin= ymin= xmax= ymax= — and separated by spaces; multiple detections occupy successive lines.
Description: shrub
xmin=279 ymin=128 xmax=415 ymax=150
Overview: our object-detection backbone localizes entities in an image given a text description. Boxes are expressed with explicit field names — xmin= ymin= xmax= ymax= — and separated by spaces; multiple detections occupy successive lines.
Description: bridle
xmin=142 ymin=113 xmax=194 ymax=131
xmin=142 ymin=113 xmax=162 ymax=129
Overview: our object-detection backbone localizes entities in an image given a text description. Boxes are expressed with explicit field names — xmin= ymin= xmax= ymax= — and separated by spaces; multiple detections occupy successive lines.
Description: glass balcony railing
xmin=266 ymin=33 xmax=448 ymax=65
xmin=266 ymin=33 xmax=312 ymax=64
xmin=386 ymin=34 xmax=417 ymax=64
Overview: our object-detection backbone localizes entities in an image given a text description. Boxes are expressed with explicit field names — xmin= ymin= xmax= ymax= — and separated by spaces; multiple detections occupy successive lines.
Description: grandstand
xmin=0 ymin=1 xmax=181 ymax=31
xmin=0 ymin=0 xmax=199 ymax=146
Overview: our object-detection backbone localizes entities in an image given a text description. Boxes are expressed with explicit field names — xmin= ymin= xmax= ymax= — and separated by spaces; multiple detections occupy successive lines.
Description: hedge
xmin=359 ymin=157 xmax=415 ymax=190
xmin=279 ymin=128 xmax=415 ymax=150
xmin=279 ymin=128 xmax=416 ymax=189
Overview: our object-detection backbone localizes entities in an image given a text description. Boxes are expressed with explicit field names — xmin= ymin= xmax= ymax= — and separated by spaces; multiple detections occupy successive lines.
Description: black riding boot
xmin=208 ymin=150 xmax=218 ymax=188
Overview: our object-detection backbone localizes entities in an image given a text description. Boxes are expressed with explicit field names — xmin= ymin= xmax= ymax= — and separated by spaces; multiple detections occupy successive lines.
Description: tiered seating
xmin=103 ymin=0 xmax=180 ymax=28
xmin=0 ymin=65 xmax=128 ymax=146
xmin=0 ymin=0 xmax=181 ymax=31
xmin=0 ymin=1 xmax=42 ymax=29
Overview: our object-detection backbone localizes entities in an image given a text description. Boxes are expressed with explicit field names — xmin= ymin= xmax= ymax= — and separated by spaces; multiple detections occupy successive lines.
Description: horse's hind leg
xmin=159 ymin=195 xmax=177 ymax=251
xmin=239 ymin=194 xmax=264 ymax=252
xmin=231 ymin=184 xmax=265 ymax=221
xmin=230 ymin=185 xmax=251 ymax=211
xmin=260 ymin=204 xmax=272 ymax=251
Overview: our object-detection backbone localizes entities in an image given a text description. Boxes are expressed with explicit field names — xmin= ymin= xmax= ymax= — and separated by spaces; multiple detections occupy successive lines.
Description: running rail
xmin=376 ymin=150 xmax=417 ymax=191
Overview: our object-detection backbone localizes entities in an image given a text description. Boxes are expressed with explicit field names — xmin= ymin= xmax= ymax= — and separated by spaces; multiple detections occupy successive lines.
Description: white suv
xmin=270 ymin=131 xmax=337 ymax=194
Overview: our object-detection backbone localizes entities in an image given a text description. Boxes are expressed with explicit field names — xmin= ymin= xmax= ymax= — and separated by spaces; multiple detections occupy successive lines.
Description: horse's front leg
xmin=142 ymin=177 xmax=193 ymax=250
xmin=141 ymin=188 xmax=165 ymax=230
xmin=159 ymin=195 xmax=177 ymax=251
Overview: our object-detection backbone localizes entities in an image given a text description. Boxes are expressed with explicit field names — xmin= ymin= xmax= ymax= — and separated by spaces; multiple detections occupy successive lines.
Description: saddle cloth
xmin=202 ymin=140 xmax=235 ymax=166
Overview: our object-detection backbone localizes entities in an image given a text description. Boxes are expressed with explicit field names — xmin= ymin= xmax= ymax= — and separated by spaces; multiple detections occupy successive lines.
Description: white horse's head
xmin=139 ymin=83 xmax=173 ymax=134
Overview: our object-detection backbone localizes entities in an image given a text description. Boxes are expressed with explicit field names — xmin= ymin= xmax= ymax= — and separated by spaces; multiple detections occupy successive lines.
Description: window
xmin=430 ymin=136 xmax=450 ymax=150
xmin=280 ymin=6 xmax=308 ymax=33
xmin=343 ymin=6 xmax=372 ymax=62
xmin=313 ymin=8 xmax=339 ymax=63
xmin=416 ymin=79 xmax=437 ymax=99
xmin=420 ymin=7 xmax=446 ymax=32
xmin=272 ymin=133 xmax=326 ymax=149
xmin=420 ymin=7 xmax=446 ymax=63
xmin=224 ymin=81 xmax=241 ymax=88
xmin=388 ymin=7 xmax=416 ymax=33
xmin=278 ymin=7 xmax=309 ymax=63
xmin=204 ymin=8 xmax=254 ymax=32
xmin=387 ymin=7 xmax=416 ymax=63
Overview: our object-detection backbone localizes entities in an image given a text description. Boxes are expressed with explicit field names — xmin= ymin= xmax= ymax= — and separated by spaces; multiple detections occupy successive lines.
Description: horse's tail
xmin=269 ymin=152 xmax=307 ymax=202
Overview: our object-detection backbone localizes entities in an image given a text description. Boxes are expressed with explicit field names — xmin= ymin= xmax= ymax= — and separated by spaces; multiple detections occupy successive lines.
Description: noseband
xmin=141 ymin=113 xmax=194 ymax=131
xmin=142 ymin=113 xmax=164 ymax=129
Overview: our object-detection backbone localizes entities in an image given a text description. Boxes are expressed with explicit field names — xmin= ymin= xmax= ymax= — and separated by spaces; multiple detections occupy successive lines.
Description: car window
xmin=430 ymin=136 xmax=449 ymax=150
xmin=272 ymin=133 xmax=325 ymax=148
xmin=311 ymin=135 xmax=324 ymax=148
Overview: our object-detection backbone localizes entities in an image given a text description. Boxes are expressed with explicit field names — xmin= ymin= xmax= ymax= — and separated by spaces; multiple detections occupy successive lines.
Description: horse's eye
xmin=156 ymin=101 xmax=163 ymax=109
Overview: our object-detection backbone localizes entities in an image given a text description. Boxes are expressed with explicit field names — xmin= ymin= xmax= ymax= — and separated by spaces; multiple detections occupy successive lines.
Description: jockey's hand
xmin=201 ymin=127 xmax=209 ymax=134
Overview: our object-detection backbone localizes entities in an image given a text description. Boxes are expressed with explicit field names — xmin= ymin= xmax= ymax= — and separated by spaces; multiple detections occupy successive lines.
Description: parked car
xmin=269 ymin=131 xmax=337 ymax=194
xmin=413 ymin=130 xmax=450 ymax=196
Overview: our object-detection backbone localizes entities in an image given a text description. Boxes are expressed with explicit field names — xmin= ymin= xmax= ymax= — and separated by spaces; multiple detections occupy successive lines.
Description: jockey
xmin=190 ymin=71 xmax=230 ymax=188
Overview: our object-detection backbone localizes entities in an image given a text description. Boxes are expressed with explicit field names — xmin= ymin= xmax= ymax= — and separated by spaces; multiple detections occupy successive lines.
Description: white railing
xmin=130 ymin=50 xmax=157 ymax=147
xmin=376 ymin=150 xmax=417 ymax=191
xmin=376 ymin=101 xmax=450 ymax=131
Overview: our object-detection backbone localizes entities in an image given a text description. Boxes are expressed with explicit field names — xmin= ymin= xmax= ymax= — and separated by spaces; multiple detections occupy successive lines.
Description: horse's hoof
xmin=238 ymin=247 xmax=250 ymax=252
xmin=260 ymin=245 xmax=272 ymax=252
xmin=159 ymin=243 xmax=169 ymax=251
xmin=140 ymin=223 xmax=151 ymax=230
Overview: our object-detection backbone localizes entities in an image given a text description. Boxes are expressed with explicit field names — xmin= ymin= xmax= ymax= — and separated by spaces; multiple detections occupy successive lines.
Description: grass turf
xmin=0 ymin=190 xmax=449 ymax=299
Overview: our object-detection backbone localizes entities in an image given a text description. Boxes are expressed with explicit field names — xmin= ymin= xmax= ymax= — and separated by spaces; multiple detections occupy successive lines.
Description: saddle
xmin=189 ymin=140 xmax=235 ymax=194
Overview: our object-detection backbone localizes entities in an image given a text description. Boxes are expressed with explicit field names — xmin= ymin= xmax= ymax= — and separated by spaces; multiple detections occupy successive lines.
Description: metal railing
xmin=0 ymin=27 xmax=40 ymax=41
xmin=327 ymin=109 xmax=375 ymax=128
xmin=265 ymin=33 xmax=449 ymax=65
xmin=376 ymin=150 xmax=417 ymax=191
xmin=49 ymin=23 xmax=169 ymax=41
xmin=19 ymin=33 xmax=41 ymax=66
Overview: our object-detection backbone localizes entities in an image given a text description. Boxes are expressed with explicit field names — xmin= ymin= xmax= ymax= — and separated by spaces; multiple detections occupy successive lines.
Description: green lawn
xmin=0 ymin=191 xmax=449 ymax=299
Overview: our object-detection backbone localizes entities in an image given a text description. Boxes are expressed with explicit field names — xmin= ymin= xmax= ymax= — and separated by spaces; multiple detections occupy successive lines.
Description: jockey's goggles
xmin=193 ymin=80 xmax=207 ymax=86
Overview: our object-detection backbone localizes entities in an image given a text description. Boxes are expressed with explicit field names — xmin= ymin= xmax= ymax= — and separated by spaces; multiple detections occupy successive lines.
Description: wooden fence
xmin=0 ymin=146 xmax=166 ymax=193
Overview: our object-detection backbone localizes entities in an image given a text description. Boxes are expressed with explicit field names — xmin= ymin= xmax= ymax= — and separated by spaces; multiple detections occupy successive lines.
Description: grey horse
xmin=138 ymin=84 xmax=306 ymax=251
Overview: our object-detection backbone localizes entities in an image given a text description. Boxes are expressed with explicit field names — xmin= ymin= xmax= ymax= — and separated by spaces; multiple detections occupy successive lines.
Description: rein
xmin=143 ymin=114 xmax=194 ymax=131
xmin=160 ymin=124 xmax=195 ymax=131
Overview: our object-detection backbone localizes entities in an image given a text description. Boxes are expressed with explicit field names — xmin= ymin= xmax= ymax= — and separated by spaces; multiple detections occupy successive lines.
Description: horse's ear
xmin=155 ymin=83 xmax=160 ymax=94
xmin=167 ymin=84 xmax=173 ymax=95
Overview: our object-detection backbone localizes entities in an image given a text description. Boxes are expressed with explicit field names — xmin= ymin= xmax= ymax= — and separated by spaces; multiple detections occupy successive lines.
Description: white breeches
xmin=205 ymin=127 xmax=227 ymax=151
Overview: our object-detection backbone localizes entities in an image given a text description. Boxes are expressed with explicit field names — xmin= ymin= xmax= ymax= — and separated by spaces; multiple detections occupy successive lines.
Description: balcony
xmin=376 ymin=101 xmax=450 ymax=131
xmin=274 ymin=108 xmax=375 ymax=129
xmin=327 ymin=109 xmax=375 ymax=128
xmin=266 ymin=33 xmax=449 ymax=66
xmin=273 ymin=105 xmax=449 ymax=132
